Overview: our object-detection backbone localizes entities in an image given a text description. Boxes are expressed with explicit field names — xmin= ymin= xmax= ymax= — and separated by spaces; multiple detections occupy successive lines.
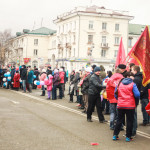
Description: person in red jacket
xmin=59 ymin=68 xmax=65 ymax=99
xmin=113 ymin=72 xmax=140 ymax=142
xmin=106 ymin=68 xmax=123 ymax=130
xmin=13 ymin=71 xmax=20 ymax=91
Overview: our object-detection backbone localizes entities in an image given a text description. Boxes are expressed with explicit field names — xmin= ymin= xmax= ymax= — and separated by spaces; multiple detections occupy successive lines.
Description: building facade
xmin=5 ymin=27 xmax=56 ymax=68
xmin=52 ymin=5 xmax=133 ymax=72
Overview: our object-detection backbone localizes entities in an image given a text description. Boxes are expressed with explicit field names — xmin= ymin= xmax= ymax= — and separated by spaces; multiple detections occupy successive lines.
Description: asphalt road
xmin=0 ymin=87 xmax=150 ymax=150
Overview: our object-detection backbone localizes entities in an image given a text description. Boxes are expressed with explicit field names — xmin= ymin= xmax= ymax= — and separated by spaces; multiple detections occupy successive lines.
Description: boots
xmin=40 ymin=91 xmax=45 ymax=96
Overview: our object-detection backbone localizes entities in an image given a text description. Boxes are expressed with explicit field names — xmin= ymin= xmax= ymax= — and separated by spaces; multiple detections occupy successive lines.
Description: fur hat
xmin=118 ymin=64 xmax=126 ymax=69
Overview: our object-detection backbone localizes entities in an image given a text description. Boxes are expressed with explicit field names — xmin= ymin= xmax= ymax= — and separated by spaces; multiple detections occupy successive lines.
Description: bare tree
xmin=0 ymin=29 xmax=12 ymax=66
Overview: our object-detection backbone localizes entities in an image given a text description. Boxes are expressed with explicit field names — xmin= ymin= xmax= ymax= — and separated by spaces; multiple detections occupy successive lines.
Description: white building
xmin=52 ymin=5 xmax=133 ymax=72
xmin=6 ymin=27 xmax=56 ymax=68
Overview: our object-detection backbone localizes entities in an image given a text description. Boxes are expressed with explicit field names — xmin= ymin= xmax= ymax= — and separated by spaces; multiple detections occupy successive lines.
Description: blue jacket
xmin=27 ymin=70 xmax=34 ymax=84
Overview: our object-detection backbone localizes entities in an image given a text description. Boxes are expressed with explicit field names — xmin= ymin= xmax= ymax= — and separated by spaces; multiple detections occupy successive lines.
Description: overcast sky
xmin=0 ymin=0 xmax=149 ymax=35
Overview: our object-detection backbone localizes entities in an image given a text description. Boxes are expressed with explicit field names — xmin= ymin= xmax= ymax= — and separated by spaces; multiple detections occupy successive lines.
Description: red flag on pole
xmin=130 ymin=26 xmax=150 ymax=86
xmin=115 ymin=38 xmax=126 ymax=68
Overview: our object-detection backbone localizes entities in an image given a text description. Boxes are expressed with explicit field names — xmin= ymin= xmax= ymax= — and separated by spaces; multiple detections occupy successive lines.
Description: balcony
xmin=66 ymin=43 xmax=71 ymax=49
xmin=57 ymin=44 xmax=63 ymax=50
xmin=101 ymin=43 xmax=109 ymax=49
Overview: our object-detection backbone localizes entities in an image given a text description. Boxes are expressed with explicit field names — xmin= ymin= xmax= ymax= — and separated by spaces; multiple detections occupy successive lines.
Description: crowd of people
xmin=0 ymin=63 xmax=150 ymax=142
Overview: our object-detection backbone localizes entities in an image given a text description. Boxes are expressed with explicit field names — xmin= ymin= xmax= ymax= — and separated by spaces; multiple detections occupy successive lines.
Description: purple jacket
xmin=53 ymin=72 xmax=59 ymax=85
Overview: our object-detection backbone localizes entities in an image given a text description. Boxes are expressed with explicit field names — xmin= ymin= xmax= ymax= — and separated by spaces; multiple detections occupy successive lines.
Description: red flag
xmin=130 ymin=26 xmax=150 ymax=86
xmin=115 ymin=38 xmax=126 ymax=68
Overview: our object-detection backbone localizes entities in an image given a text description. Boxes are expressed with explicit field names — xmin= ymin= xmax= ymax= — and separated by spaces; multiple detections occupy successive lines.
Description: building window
xmin=128 ymin=39 xmax=132 ymax=47
xmin=102 ymin=22 xmax=107 ymax=30
xmin=102 ymin=36 xmax=106 ymax=44
xmin=89 ymin=21 xmax=93 ymax=29
xmin=114 ymin=50 xmax=118 ymax=57
xmin=101 ymin=49 xmax=106 ymax=57
xmin=88 ymin=35 xmax=93 ymax=44
xmin=34 ymin=49 xmax=38 ymax=56
xmin=74 ymin=21 xmax=76 ymax=30
xmin=115 ymin=37 xmax=119 ymax=45
xmin=34 ymin=39 xmax=38 ymax=45
xmin=115 ymin=24 xmax=119 ymax=31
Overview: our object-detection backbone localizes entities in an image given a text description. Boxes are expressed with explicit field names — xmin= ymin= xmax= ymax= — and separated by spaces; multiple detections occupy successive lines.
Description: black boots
xmin=40 ymin=91 xmax=45 ymax=96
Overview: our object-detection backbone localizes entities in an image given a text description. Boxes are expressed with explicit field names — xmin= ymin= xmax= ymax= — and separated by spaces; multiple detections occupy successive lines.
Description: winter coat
xmin=53 ymin=72 xmax=60 ymax=85
xmin=81 ymin=74 xmax=91 ymax=94
xmin=140 ymin=83 xmax=150 ymax=100
xmin=27 ymin=70 xmax=34 ymax=84
xmin=66 ymin=70 xmax=69 ymax=77
xmin=21 ymin=68 xmax=27 ymax=80
xmin=115 ymin=78 xmax=140 ymax=109
xmin=88 ymin=73 xmax=104 ymax=95
xmin=11 ymin=68 xmax=16 ymax=81
xmin=40 ymin=72 xmax=47 ymax=81
xmin=133 ymin=72 xmax=143 ymax=105
xmin=72 ymin=72 xmax=80 ymax=91
xmin=134 ymin=72 xmax=143 ymax=91
xmin=59 ymin=71 xmax=65 ymax=84
xmin=121 ymin=70 xmax=127 ymax=77
xmin=46 ymin=75 xmax=53 ymax=91
xmin=106 ymin=73 xmax=123 ymax=103
xmin=13 ymin=73 xmax=20 ymax=88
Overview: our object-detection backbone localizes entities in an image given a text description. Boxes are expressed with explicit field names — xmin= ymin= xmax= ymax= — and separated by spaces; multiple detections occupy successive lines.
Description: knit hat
xmin=94 ymin=67 xmax=101 ymax=72
xmin=118 ymin=64 xmax=126 ymax=69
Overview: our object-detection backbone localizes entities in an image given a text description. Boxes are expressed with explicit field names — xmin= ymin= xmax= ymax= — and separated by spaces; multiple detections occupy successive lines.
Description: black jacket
xmin=133 ymin=72 xmax=143 ymax=105
xmin=88 ymin=74 xmax=104 ymax=95
xmin=134 ymin=72 xmax=143 ymax=91
xmin=140 ymin=83 xmax=150 ymax=100
xmin=11 ymin=68 xmax=16 ymax=80
xmin=21 ymin=68 xmax=27 ymax=80
xmin=121 ymin=70 xmax=127 ymax=77
xmin=81 ymin=74 xmax=91 ymax=94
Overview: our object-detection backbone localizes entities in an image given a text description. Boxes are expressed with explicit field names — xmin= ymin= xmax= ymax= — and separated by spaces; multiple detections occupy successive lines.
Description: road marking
xmin=10 ymin=100 xmax=20 ymax=104
xmin=12 ymin=90 xmax=150 ymax=139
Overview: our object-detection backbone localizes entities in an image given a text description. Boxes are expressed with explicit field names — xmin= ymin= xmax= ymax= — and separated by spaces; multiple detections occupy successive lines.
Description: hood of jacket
xmin=122 ymin=78 xmax=133 ymax=85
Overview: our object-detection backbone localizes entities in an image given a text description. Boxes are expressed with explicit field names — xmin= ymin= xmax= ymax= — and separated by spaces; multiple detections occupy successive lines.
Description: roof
xmin=28 ymin=27 xmax=56 ymax=35
xmin=129 ymin=24 xmax=150 ymax=35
